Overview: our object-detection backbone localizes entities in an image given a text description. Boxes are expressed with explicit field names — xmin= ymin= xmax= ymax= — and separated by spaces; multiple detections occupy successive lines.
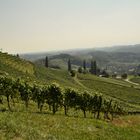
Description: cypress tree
xmin=93 ymin=61 xmax=97 ymax=75
xmin=90 ymin=60 xmax=94 ymax=74
xmin=45 ymin=56 xmax=49 ymax=68
xmin=68 ymin=59 xmax=71 ymax=71
xmin=78 ymin=67 xmax=83 ymax=73
xmin=83 ymin=60 xmax=86 ymax=70
xmin=90 ymin=60 xmax=97 ymax=75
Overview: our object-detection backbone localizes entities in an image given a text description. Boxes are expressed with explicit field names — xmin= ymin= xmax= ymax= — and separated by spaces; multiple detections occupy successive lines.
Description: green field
xmin=0 ymin=52 xmax=140 ymax=140
xmin=0 ymin=111 xmax=140 ymax=140
xmin=130 ymin=76 xmax=140 ymax=84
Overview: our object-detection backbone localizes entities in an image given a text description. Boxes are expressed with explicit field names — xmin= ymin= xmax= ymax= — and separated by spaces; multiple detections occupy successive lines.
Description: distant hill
xmin=0 ymin=51 xmax=80 ymax=88
xmin=1 ymin=51 xmax=140 ymax=111
xmin=0 ymin=52 xmax=35 ymax=76
xmin=97 ymin=44 xmax=140 ymax=53
xmin=20 ymin=44 xmax=140 ymax=74
xmin=34 ymin=51 xmax=140 ymax=74
xmin=35 ymin=53 xmax=84 ymax=70
xmin=1 ymin=51 xmax=140 ymax=140
xmin=20 ymin=44 xmax=140 ymax=61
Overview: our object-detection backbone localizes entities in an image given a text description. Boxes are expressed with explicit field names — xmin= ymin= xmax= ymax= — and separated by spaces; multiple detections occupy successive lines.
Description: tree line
xmin=0 ymin=76 xmax=125 ymax=120
xmin=45 ymin=56 xmax=109 ymax=77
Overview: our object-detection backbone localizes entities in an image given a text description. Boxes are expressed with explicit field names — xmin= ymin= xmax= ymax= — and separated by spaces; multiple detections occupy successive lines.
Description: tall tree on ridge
xmin=45 ymin=56 xmax=49 ymax=68
xmin=90 ymin=60 xmax=94 ymax=74
xmin=83 ymin=60 xmax=86 ymax=70
xmin=93 ymin=61 xmax=97 ymax=75
xmin=68 ymin=59 xmax=71 ymax=71
xmin=90 ymin=60 xmax=97 ymax=75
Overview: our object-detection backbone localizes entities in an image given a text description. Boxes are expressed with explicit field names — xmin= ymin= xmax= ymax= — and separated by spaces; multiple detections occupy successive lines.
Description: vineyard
xmin=0 ymin=52 xmax=140 ymax=139
xmin=0 ymin=76 xmax=124 ymax=120
xmin=0 ymin=52 xmax=34 ymax=75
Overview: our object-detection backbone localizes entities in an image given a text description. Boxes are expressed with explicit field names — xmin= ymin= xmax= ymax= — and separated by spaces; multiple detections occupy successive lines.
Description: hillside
xmin=0 ymin=53 xmax=140 ymax=140
xmin=1 ymin=112 xmax=140 ymax=140
xmin=0 ymin=52 xmax=140 ymax=110
xmin=21 ymin=44 xmax=140 ymax=74
xmin=98 ymin=44 xmax=140 ymax=53
xmin=0 ymin=52 xmax=34 ymax=76
xmin=34 ymin=52 xmax=140 ymax=74
xmin=0 ymin=52 xmax=80 ymax=89
xmin=1 ymin=52 xmax=140 ymax=140
xmin=21 ymin=44 xmax=140 ymax=60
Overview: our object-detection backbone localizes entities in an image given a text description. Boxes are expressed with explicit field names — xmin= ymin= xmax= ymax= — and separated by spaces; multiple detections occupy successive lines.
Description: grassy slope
xmin=1 ymin=52 xmax=140 ymax=106
xmin=0 ymin=52 xmax=34 ymax=75
xmin=0 ymin=52 xmax=140 ymax=109
xmin=0 ymin=52 xmax=80 ymax=88
xmin=130 ymin=76 xmax=140 ymax=84
xmin=0 ymin=111 xmax=140 ymax=140
xmin=1 ymin=52 xmax=140 ymax=139
xmin=77 ymin=74 xmax=140 ymax=105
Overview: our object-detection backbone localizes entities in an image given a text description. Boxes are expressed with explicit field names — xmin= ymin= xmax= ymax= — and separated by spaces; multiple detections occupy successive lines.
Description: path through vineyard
xmin=73 ymin=74 xmax=87 ymax=89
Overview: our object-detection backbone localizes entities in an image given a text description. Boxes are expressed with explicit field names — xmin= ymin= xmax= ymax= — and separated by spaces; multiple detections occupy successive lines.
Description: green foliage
xmin=78 ymin=91 xmax=91 ymax=118
xmin=78 ymin=67 xmax=83 ymax=73
xmin=0 ymin=76 xmax=125 ymax=119
xmin=45 ymin=56 xmax=49 ymax=68
xmin=0 ymin=52 xmax=34 ymax=75
xmin=19 ymin=82 xmax=32 ymax=109
xmin=63 ymin=88 xmax=79 ymax=112
xmin=31 ymin=85 xmax=45 ymax=112
xmin=90 ymin=60 xmax=97 ymax=75
xmin=68 ymin=59 xmax=71 ymax=71
xmin=70 ymin=70 xmax=76 ymax=77
xmin=47 ymin=83 xmax=63 ymax=114
xmin=77 ymin=73 xmax=140 ymax=108
xmin=83 ymin=59 xmax=86 ymax=70
xmin=121 ymin=73 xmax=128 ymax=79
xmin=0 ymin=77 xmax=17 ymax=111
xmin=1 ymin=112 xmax=140 ymax=140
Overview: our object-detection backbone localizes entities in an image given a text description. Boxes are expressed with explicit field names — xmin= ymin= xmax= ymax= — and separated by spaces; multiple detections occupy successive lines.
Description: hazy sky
xmin=0 ymin=0 xmax=140 ymax=54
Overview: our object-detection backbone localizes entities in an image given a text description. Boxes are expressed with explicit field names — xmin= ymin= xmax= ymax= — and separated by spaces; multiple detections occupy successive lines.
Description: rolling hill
xmin=0 ymin=51 xmax=140 ymax=110
xmin=98 ymin=44 xmax=140 ymax=53
xmin=33 ymin=51 xmax=140 ymax=74
xmin=21 ymin=44 xmax=140 ymax=74
xmin=1 ymin=51 xmax=140 ymax=140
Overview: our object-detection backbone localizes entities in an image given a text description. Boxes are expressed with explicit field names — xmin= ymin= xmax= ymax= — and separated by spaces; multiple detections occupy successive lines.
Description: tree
xmin=63 ymin=88 xmax=79 ymax=115
xmin=18 ymin=82 xmax=31 ymax=109
xmin=45 ymin=56 xmax=49 ymax=68
xmin=93 ymin=61 xmax=97 ymax=75
xmin=0 ymin=77 xmax=14 ymax=111
xmin=112 ymin=74 xmax=117 ymax=78
xmin=90 ymin=60 xmax=94 ymax=74
xmin=0 ymin=77 xmax=19 ymax=111
xmin=96 ymin=94 xmax=102 ymax=119
xmin=70 ymin=70 xmax=76 ymax=77
xmin=46 ymin=83 xmax=63 ymax=114
xmin=101 ymin=70 xmax=109 ymax=78
xmin=32 ymin=85 xmax=45 ymax=112
xmin=16 ymin=54 xmax=19 ymax=58
xmin=103 ymin=99 xmax=112 ymax=120
xmin=90 ymin=60 xmax=97 ymax=75
xmin=78 ymin=67 xmax=83 ymax=73
xmin=96 ymin=68 xmax=101 ymax=75
xmin=90 ymin=93 xmax=98 ymax=118
xmin=63 ymin=88 xmax=73 ymax=115
xmin=78 ymin=91 xmax=91 ymax=118
xmin=121 ymin=73 xmax=127 ymax=79
xmin=83 ymin=60 xmax=86 ymax=70
xmin=68 ymin=59 xmax=71 ymax=71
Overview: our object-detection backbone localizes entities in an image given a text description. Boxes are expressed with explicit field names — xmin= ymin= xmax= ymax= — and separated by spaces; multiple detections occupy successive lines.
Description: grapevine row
xmin=0 ymin=76 xmax=125 ymax=120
